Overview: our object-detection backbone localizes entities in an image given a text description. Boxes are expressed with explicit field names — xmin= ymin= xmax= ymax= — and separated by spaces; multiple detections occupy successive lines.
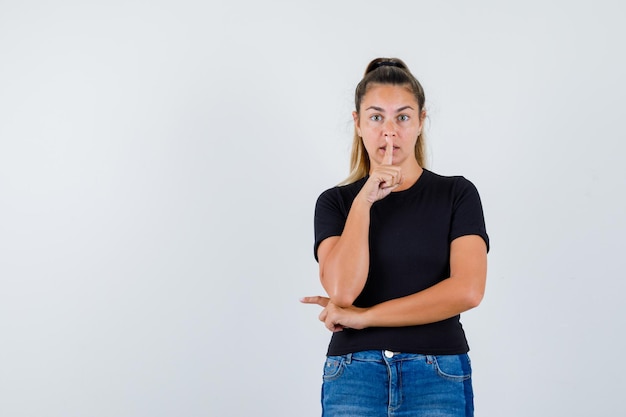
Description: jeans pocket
xmin=322 ymin=355 xmax=346 ymax=381
xmin=431 ymin=354 xmax=472 ymax=382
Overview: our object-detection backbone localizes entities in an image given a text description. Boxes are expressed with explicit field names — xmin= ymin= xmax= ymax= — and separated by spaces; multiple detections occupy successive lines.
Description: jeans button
xmin=384 ymin=350 xmax=394 ymax=358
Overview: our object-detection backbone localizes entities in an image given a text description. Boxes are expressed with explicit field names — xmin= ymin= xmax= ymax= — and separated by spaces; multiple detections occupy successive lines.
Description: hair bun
xmin=365 ymin=58 xmax=408 ymax=74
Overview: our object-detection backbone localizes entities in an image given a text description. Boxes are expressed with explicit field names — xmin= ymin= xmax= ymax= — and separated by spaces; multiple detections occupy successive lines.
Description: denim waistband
xmin=338 ymin=350 xmax=433 ymax=364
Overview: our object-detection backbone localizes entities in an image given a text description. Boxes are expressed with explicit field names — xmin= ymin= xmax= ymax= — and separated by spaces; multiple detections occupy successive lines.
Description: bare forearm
xmin=359 ymin=236 xmax=487 ymax=327
xmin=320 ymin=198 xmax=372 ymax=307
xmin=362 ymin=276 xmax=484 ymax=328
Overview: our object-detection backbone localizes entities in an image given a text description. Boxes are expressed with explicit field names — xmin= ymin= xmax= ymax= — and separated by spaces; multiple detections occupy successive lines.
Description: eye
xmin=369 ymin=114 xmax=382 ymax=122
xmin=398 ymin=114 xmax=410 ymax=122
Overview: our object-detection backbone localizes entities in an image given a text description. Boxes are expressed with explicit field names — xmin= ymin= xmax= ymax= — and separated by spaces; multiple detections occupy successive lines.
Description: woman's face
xmin=353 ymin=83 xmax=424 ymax=169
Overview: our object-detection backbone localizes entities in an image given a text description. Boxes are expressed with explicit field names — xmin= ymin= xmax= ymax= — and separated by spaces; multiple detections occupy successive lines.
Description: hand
xmin=300 ymin=296 xmax=368 ymax=332
xmin=359 ymin=137 xmax=403 ymax=204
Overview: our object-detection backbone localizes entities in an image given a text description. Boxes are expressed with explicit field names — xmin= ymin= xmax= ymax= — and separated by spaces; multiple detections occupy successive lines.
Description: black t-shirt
xmin=314 ymin=169 xmax=489 ymax=356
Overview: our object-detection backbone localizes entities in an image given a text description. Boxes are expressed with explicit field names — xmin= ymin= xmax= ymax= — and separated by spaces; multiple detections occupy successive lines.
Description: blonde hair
xmin=341 ymin=58 xmax=427 ymax=185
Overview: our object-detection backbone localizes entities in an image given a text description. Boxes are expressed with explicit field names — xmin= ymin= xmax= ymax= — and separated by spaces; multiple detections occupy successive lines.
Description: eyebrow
xmin=365 ymin=105 xmax=415 ymax=113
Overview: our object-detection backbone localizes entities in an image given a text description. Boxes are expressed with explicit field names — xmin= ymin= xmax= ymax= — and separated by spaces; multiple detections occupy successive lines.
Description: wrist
xmin=353 ymin=193 xmax=374 ymax=210
xmin=355 ymin=306 xmax=373 ymax=330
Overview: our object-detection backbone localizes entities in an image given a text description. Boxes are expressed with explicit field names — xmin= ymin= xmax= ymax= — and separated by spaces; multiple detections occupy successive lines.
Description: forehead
xmin=361 ymin=83 xmax=418 ymax=109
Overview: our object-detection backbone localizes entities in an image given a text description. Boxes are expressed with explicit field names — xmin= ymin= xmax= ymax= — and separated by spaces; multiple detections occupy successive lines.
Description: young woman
xmin=301 ymin=58 xmax=489 ymax=416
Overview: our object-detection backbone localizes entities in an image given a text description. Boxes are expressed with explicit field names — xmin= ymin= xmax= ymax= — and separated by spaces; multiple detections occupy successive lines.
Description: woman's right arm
xmin=318 ymin=140 xmax=402 ymax=307
xmin=317 ymin=197 xmax=373 ymax=307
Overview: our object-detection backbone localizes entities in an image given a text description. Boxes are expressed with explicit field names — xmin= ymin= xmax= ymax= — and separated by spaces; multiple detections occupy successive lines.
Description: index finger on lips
xmin=384 ymin=136 xmax=393 ymax=165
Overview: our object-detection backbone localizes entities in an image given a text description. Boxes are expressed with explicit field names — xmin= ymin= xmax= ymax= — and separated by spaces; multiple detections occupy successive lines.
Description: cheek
xmin=362 ymin=124 xmax=384 ymax=141
xmin=361 ymin=138 xmax=378 ymax=154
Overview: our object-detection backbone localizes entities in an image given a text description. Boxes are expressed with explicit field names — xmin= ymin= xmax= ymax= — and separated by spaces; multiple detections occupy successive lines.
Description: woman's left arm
xmin=362 ymin=234 xmax=487 ymax=327
xmin=301 ymin=234 xmax=487 ymax=331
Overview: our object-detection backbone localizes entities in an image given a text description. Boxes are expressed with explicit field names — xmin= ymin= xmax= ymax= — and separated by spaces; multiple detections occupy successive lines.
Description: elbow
xmin=324 ymin=279 xmax=359 ymax=307
xmin=329 ymin=293 xmax=357 ymax=308
xmin=320 ymin=268 xmax=360 ymax=308
xmin=464 ymin=287 xmax=484 ymax=310
xmin=450 ymin=272 xmax=485 ymax=311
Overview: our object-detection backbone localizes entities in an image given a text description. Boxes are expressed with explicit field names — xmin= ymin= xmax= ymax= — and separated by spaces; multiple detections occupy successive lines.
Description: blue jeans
xmin=321 ymin=350 xmax=473 ymax=417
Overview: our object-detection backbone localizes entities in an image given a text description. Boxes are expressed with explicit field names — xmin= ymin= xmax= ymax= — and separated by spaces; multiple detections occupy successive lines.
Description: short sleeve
xmin=449 ymin=178 xmax=490 ymax=252
xmin=313 ymin=187 xmax=349 ymax=262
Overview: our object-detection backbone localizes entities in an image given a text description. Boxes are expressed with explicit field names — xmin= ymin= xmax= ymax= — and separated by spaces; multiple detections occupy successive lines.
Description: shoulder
xmin=425 ymin=170 xmax=489 ymax=250
xmin=316 ymin=177 xmax=367 ymax=207
xmin=421 ymin=169 xmax=480 ymax=195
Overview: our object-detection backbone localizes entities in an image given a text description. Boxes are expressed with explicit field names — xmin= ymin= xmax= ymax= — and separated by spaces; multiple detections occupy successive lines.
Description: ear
xmin=419 ymin=110 xmax=427 ymax=130
xmin=352 ymin=111 xmax=361 ymax=136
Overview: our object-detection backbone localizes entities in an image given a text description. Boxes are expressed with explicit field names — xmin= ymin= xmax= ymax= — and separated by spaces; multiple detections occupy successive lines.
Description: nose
xmin=383 ymin=120 xmax=397 ymax=138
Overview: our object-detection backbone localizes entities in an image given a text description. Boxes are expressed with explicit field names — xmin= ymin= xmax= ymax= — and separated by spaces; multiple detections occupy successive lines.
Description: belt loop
xmin=345 ymin=353 xmax=352 ymax=364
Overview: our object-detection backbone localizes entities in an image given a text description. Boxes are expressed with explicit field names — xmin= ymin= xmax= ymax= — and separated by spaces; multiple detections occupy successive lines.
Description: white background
xmin=1 ymin=1 xmax=625 ymax=416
